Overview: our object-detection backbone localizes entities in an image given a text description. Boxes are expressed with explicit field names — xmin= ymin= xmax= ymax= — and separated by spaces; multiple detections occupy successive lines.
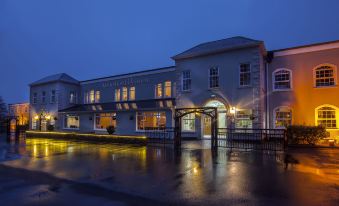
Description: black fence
xmin=218 ymin=128 xmax=287 ymax=151
xmin=143 ymin=127 xmax=175 ymax=144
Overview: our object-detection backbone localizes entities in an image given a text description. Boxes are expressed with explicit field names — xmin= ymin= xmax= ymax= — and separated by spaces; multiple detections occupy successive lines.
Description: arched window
xmin=316 ymin=105 xmax=338 ymax=129
xmin=273 ymin=69 xmax=292 ymax=91
xmin=274 ymin=106 xmax=292 ymax=128
xmin=314 ymin=64 xmax=337 ymax=87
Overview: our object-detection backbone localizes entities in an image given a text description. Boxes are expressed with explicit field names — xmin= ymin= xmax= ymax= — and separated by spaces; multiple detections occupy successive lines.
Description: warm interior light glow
xmin=230 ymin=107 xmax=236 ymax=114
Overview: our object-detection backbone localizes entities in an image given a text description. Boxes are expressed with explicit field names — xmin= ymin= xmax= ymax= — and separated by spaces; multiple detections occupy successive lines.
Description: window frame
xmin=63 ymin=114 xmax=80 ymax=130
xmin=273 ymin=106 xmax=293 ymax=129
xmin=313 ymin=63 xmax=338 ymax=88
xmin=155 ymin=83 xmax=163 ymax=98
xmin=93 ymin=113 xmax=116 ymax=131
xmin=115 ymin=88 xmax=121 ymax=102
xmin=164 ymin=81 xmax=172 ymax=98
xmin=181 ymin=113 xmax=196 ymax=132
xmin=32 ymin=92 xmax=38 ymax=104
xmin=41 ymin=91 xmax=46 ymax=104
xmin=209 ymin=67 xmax=219 ymax=89
xmin=239 ymin=63 xmax=251 ymax=87
xmin=182 ymin=70 xmax=191 ymax=92
xmin=129 ymin=87 xmax=135 ymax=100
xmin=272 ymin=68 xmax=293 ymax=91
xmin=135 ymin=111 xmax=166 ymax=131
xmin=315 ymin=104 xmax=339 ymax=130
xmin=50 ymin=90 xmax=56 ymax=104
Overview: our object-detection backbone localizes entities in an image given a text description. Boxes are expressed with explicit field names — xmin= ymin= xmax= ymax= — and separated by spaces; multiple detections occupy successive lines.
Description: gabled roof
xmin=30 ymin=73 xmax=79 ymax=86
xmin=172 ymin=36 xmax=264 ymax=60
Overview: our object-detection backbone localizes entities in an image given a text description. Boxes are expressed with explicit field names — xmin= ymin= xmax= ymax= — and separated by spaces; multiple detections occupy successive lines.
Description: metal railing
xmin=143 ymin=127 xmax=175 ymax=144
xmin=218 ymin=128 xmax=287 ymax=151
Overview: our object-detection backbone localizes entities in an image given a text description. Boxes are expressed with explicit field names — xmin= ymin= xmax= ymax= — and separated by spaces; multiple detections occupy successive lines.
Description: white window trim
xmin=313 ymin=63 xmax=338 ymax=88
xmin=63 ymin=115 xmax=80 ymax=130
xmin=208 ymin=67 xmax=219 ymax=89
xmin=182 ymin=70 xmax=191 ymax=92
xmin=93 ymin=113 xmax=116 ymax=131
xmin=135 ymin=111 xmax=166 ymax=132
xmin=239 ymin=63 xmax=252 ymax=87
xmin=273 ymin=106 xmax=293 ymax=129
xmin=315 ymin=104 xmax=339 ymax=130
xmin=272 ymin=68 xmax=293 ymax=91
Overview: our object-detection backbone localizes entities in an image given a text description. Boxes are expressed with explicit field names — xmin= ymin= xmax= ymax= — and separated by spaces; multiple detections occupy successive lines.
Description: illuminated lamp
xmin=45 ymin=115 xmax=51 ymax=120
xmin=34 ymin=115 xmax=39 ymax=120
xmin=230 ymin=107 xmax=236 ymax=115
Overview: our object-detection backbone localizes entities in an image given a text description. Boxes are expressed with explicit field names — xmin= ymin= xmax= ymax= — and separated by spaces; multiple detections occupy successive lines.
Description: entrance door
xmin=41 ymin=120 xmax=47 ymax=131
xmin=203 ymin=115 xmax=211 ymax=138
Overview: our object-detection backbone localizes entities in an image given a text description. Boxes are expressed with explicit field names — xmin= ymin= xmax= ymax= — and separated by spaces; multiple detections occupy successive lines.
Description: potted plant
xmin=106 ymin=125 xmax=115 ymax=135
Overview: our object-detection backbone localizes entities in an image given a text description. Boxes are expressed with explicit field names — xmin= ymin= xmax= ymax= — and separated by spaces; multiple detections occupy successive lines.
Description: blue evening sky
xmin=1 ymin=0 xmax=339 ymax=103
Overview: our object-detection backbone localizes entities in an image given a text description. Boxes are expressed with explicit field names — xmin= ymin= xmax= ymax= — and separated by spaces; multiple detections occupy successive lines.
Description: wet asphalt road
xmin=0 ymin=135 xmax=338 ymax=206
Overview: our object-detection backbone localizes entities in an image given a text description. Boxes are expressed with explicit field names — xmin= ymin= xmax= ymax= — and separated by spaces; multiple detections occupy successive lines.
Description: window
xmin=42 ymin=91 xmax=46 ymax=104
xmin=89 ymin=90 xmax=95 ymax=103
xmin=240 ymin=63 xmax=251 ymax=86
xmin=273 ymin=69 xmax=292 ymax=90
xmin=122 ymin=87 xmax=128 ymax=101
xmin=115 ymin=89 xmax=121 ymax=101
xmin=84 ymin=91 xmax=89 ymax=104
xmin=137 ymin=112 xmax=166 ymax=130
xmin=235 ymin=109 xmax=253 ymax=128
xmin=182 ymin=113 xmax=195 ymax=132
xmin=95 ymin=91 xmax=100 ymax=103
xmin=209 ymin=67 xmax=219 ymax=88
xmin=50 ymin=90 xmax=56 ymax=103
xmin=129 ymin=87 xmax=135 ymax=100
xmin=33 ymin=93 xmax=37 ymax=104
xmin=31 ymin=117 xmax=37 ymax=130
xmin=155 ymin=83 xmax=162 ymax=98
xmin=95 ymin=113 xmax=116 ymax=130
xmin=316 ymin=105 xmax=338 ymax=129
xmin=182 ymin=71 xmax=191 ymax=91
xmin=64 ymin=115 xmax=79 ymax=129
xmin=69 ymin=91 xmax=76 ymax=104
xmin=274 ymin=107 xmax=292 ymax=128
xmin=314 ymin=64 xmax=337 ymax=87
xmin=164 ymin=81 xmax=171 ymax=97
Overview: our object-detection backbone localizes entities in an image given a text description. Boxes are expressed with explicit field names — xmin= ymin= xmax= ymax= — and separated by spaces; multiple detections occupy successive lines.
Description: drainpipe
xmin=266 ymin=61 xmax=269 ymax=129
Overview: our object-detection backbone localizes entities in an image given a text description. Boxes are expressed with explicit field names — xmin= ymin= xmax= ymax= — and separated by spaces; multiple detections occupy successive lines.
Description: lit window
xmin=273 ymin=69 xmax=291 ymax=90
xmin=316 ymin=105 xmax=337 ymax=129
xmin=122 ymin=87 xmax=128 ymax=101
xmin=64 ymin=115 xmax=79 ymax=129
xmin=164 ymin=81 xmax=171 ymax=97
xmin=115 ymin=89 xmax=121 ymax=101
xmin=314 ymin=64 xmax=337 ymax=87
xmin=240 ymin=64 xmax=251 ymax=86
xmin=95 ymin=113 xmax=116 ymax=130
xmin=33 ymin=93 xmax=37 ymax=104
xmin=129 ymin=87 xmax=135 ymax=100
xmin=95 ymin=91 xmax=100 ymax=103
xmin=131 ymin=103 xmax=138 ymax=109
xmin=69 ymin=91 xmax=77 ymax=104
xmin=182 ymin=113 xmax=195 ymax=132
xmin=235 ymin=109 xmax=253 ymax=128
xmin=137 ymin=112 xmax=166 ymax=130
xmin=155 ymin=83 xmax=162 ymax=98
xmin=274 ymin=107 xmax=292 ymax=128
xmin=209 ymin=67 xmax=219 ymax=88
xmin=89 ymin=90 xmax=95 ymax=103
xmin=182 ymin=71 xmax=191 ymax=91
xmin=50 ymin=90 xmax=56 ymax=103
xmin=42 ymin=91 xmax=46 ymax=104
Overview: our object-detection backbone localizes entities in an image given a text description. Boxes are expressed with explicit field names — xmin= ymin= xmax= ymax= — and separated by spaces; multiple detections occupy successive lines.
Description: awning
xmin=58 ymin=98 xmax=175 ymax=113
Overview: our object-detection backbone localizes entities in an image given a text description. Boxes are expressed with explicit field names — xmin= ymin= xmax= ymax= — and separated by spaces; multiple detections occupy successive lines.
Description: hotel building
xmin=29 ymin=36 xmax=339 ymax=138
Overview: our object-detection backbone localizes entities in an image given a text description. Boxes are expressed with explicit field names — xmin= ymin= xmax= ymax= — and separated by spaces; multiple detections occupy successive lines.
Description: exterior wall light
xmin=34 ymin=115 xmax=39 ymax=120
xmin=46 ymin=115 xmax=51 ymax=120
xmin=230 ymin=107 xmax=236 ymax=115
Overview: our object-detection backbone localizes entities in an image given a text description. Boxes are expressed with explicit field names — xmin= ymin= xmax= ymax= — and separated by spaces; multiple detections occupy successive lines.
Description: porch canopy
xmin=58 ymin=98 xmax=175 ymax=113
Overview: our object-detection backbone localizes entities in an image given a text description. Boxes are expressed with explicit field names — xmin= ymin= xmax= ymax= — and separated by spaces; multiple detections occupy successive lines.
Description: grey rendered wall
xmin=175 ymin=46 xmax=265 ymax=130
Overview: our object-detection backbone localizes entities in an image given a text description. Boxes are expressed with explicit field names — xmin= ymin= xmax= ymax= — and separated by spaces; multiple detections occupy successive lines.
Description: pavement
xmin=0 ymin=135 xmax=338 ymax=206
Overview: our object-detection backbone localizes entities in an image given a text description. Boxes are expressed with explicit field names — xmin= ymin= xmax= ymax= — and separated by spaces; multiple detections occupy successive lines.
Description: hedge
xmin=286 ymin=125 xmax=329 ymax=145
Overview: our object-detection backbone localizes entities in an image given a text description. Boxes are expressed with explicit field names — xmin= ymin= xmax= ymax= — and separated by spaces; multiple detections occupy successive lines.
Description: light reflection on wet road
xmin=0 ymin=136 xmax=338 ymax=205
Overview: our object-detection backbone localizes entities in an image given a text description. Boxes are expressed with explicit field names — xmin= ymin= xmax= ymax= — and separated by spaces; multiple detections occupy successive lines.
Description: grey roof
xmin=172 ymin=36 xmax=264 ymax=60
xmin=30 ymin=73 xmax=79 ymax=86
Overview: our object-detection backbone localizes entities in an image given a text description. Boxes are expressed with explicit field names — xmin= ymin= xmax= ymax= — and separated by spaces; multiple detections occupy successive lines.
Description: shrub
xmin=106 ymin=125 xmax=115 ymax=135
xmin=47 ymin=124 xmax=55 ymax=131
xmin=286 ymin=125 xmax=328 ymax=145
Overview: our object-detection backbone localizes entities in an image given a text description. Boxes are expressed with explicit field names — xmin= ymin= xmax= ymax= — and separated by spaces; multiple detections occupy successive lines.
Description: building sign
xmin=102 ymin=78 xmax=151 ymax=88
